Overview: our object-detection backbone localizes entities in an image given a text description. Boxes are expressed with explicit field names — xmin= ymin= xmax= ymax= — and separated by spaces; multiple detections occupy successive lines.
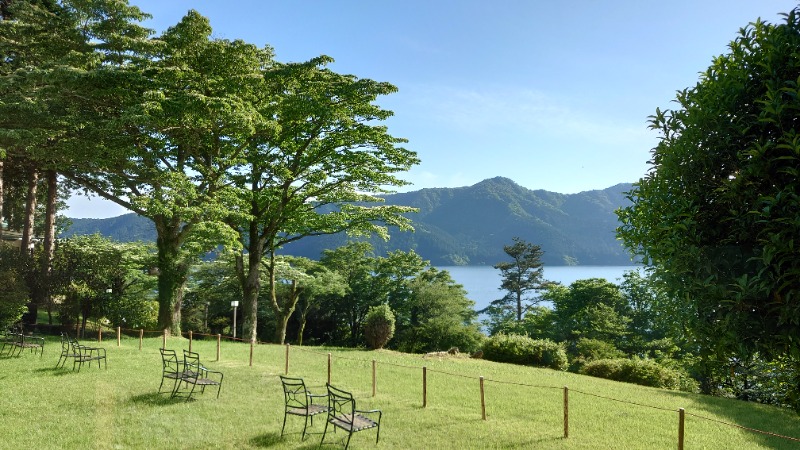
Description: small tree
xmin=491 ymin=237 xmax=550 ymax=322
xmin=364 ymin=304 xmax=395 ymax=350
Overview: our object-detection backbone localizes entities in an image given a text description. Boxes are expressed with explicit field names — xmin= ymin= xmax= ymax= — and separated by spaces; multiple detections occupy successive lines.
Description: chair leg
xmin=280 ymin=412 xmax=288 ymax=437
xmin=344 ymin=430 xmax=353 ymax=450
xmin=301 ymin=415 xmax=309 ymax=441
xmin=320 ymin=418 xmax=331 ymax=447
xmin=186 ymin=381 xmax=198 ymax=402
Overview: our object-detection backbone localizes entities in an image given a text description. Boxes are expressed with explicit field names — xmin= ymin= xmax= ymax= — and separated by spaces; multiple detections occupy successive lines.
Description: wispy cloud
xmin=400 ymin=84 xmax=652 ymax=146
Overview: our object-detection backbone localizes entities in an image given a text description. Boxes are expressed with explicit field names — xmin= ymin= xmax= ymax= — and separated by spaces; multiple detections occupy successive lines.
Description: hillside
xmin=62 ymin=177 xmax=637 ymax=266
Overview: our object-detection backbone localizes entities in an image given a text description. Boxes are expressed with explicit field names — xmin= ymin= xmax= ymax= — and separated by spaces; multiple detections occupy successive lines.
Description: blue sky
xmin=66 ymin=0 xmax=798 ymax=218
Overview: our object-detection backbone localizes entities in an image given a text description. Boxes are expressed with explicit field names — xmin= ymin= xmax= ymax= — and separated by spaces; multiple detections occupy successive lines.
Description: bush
xmin=581 ymin=358 xmax=688 ymax=390
xmin=481 ymin=333 xmax=568 ymax=371
xmin=364 ymin=304 xmax=395 ymax=350
xmin=396 ymin=318 xmax=485 ymax=354
xmin=570 ymin=338 xmax=626 ymax=371
xmin=0 ymin=270 xmax=29 ymax=330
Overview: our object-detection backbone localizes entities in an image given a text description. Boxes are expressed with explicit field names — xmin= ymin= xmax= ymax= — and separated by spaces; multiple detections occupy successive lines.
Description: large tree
xmin=0 ymin=0 xmax=151 ymax=316
xmin=63 ymin=11 xmax=255 ymax=334
xmin=230 ymin=57 xmax=418 ymax=344
xmin=617 ymin=8 xmax=800 ymax=366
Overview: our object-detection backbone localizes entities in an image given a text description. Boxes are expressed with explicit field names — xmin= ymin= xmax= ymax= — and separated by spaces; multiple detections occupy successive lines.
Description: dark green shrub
xmin=571 ymin=338 xmax=626 ymax=370
xmin=481 ymin=333 xmax=567 ymax=371
xmin=581 ymin=358 xmax=684 ymax=390
xmin=364 ymin=304 xmax=395 ymax=350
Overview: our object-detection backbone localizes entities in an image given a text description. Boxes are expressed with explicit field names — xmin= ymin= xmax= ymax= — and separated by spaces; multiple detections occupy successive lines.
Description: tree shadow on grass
xmin=249 ymin=432 xmax=319 ymax=449
xmin=38 ymin=367 xmax=77 ymax=376
xmin=129 ymin=392 xmax=190 ymax=406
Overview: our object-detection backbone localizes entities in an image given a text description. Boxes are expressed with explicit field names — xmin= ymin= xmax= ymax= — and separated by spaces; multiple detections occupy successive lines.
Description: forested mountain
xmin=63 ymin=177 xmax=637 ymax=266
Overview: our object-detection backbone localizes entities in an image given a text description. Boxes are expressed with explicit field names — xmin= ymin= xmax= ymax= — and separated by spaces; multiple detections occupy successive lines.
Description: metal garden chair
xmin=158 ymin=348 xmax=184 ymax=395
xmin=321 ymin=383 xmax=382 ymax=450
xmin=279 ymin=375 xmax=328 ymax=440
xmin=173 ymin=350 xmax=223 ymax=401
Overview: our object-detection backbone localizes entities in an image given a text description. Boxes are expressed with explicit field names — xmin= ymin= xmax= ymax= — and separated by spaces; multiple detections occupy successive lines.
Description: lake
xmin=437 ymin=265 xmax=641 ymax=312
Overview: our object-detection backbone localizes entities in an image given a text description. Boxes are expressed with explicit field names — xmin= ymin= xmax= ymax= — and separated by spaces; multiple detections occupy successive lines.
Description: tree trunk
xmin=40 ymin=169 xmax=57 ymax=314
xmin=0 ymin=159 xmax=4 ymax=240
xmin=239 ymin=230 xmax=264 ymax=342
xmin=270 ymin=266 xmax=299 ymax=345
xmin=155 ymin=219 xmax=188 ymax=336
xmin=21 ymin=166 xmax=37 ymax=256
xmin=298 ymin=304 xmax=309 ymax=346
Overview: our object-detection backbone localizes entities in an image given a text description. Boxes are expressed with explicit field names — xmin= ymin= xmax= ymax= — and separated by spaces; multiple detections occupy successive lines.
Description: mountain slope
xmin=61 ymin=177 xmax=637 ymax=266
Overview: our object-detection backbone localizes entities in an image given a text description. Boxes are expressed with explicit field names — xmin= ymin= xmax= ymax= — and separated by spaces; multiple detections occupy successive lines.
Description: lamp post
xmin=231 ymin=301 xmax=239 ymax=338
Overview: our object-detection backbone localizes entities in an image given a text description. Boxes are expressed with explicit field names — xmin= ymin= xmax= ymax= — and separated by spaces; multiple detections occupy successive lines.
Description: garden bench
xmin=172 ymin=350 xmax=223 ymax=401
xmin=279 ymin=376 xmax=328 ymax=440
xmin=321 ymin=383 xmax=382 ymax=450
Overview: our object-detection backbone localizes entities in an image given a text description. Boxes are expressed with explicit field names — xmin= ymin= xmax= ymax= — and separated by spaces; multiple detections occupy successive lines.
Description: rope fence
xmin=106 ymin=329 xmax=800 ymax=447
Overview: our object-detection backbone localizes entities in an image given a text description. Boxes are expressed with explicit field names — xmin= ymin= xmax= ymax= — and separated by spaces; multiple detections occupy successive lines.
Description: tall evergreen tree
xmin=492 ymin=237 xmax=549 ymax=322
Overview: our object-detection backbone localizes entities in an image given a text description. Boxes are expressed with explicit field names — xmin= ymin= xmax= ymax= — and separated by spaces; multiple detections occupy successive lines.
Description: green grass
xmin=2 ymin=334 xmax=800 ymax=449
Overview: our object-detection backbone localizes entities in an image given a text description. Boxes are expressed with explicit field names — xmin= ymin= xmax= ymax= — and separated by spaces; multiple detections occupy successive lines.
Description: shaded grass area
xmin=2 ymin=335 xmax=800 ymax=449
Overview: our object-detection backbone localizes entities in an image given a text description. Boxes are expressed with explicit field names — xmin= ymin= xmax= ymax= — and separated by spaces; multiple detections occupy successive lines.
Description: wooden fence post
xmin=216 ymin=334 xmax=221 ymax=361
xmin=564 ymin=386 xmax=569 ymax=438
xmin=480 ymin=376 xmax=486 ymax=420
xmin=249 ymin=340 xmax=254 ymax=367
xmin=285 ymin=343 xmax=290 ymax=375
xmin=678 ymin=408 xmax=685 ymax=450
xmin=117 ymin=327 xmax=121 ymax=347
xmin=372 ymin=360 xmax=377 ymax=397
xmin=139 ymin=329 xmax=143 ymax=350
xmin=327 ymin=353 xmax=332 ymax=385
xmin=423 ymin=366 xmax=427 ymax=408
xmin=98 ymin=326 xmax=102 ymax=342
xmin=188 ymin=330 xmax=193 ymax=352
xmin=162 ymin=330 xmax=166 ymax=348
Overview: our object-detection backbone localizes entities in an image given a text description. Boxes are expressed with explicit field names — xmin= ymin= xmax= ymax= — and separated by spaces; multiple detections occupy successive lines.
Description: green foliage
xmin=616 ymin=7 xmax=800 ymax=365
xmin=489 ymin=237 xmax=549 ymax=322
xmin=364 ymin=304 xmax=395 ymax=350
xmin=571 ymin=338 xmax=626 ymax=370
xmin=50 ymin=235 xmax=157 ymax=332
xmin=318 ymin=242 xmax=384 ymax=346
xmin=481 ymin=333 xmax=568 ymax=371
xmin=393 ymin=268 xmax=484 ymax=353
xmin=581 ymin=358 xmax=684 ymax=390
xmin=0 ymin=268 xmax=29 ymax=330
xmin=547 ymin=278 xmax=630 ymax=348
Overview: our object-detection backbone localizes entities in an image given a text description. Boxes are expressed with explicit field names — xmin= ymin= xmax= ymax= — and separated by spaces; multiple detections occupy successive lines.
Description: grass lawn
xmin=2 ymin=333 xmax=800 ymax=449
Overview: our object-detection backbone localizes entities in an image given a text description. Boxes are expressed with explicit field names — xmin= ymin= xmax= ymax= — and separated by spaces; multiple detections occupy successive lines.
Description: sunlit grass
xmin=1 ymin=333 xmax=799 ymax=449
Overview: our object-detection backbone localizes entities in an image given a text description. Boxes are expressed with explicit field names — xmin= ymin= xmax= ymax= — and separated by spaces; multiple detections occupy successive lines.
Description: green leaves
xmin=617 ymin=5 xmax=800 ymax=367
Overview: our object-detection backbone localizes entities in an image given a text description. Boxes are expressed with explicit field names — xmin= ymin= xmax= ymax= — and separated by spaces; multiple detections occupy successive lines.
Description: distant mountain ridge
xmin=62 ymin=177 xmax=637 ymax=266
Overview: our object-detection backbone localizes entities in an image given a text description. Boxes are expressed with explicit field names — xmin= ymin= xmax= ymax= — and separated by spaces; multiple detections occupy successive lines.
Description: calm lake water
xmin=437 ymin=265 xmax=641 ymax=312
